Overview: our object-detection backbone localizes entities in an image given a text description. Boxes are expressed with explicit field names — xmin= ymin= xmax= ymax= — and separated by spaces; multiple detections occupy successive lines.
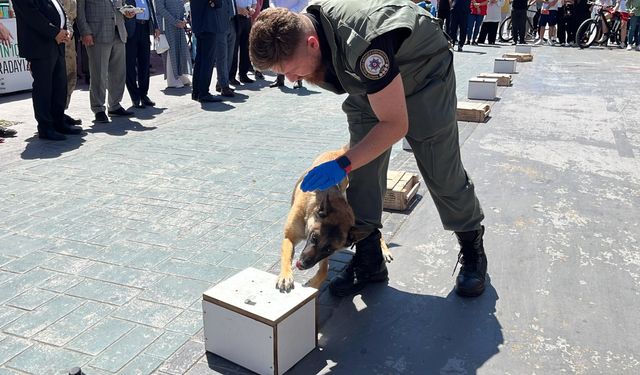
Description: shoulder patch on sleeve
xmin=359 ymin=49 xmax=390 ymax=80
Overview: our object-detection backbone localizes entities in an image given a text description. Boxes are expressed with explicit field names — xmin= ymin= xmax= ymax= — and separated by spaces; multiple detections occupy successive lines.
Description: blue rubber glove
xmin=300 ymin=160 xmax=346 ymax=192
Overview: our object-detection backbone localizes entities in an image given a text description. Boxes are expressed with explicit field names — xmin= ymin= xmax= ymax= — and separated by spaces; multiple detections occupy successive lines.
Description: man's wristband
xmin=336 ymin=155 xmax=352 ymax=174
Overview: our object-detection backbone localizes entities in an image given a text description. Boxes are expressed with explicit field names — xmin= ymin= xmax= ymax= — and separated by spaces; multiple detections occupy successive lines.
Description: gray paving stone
xmin=4 ymin=343 xmax=90 ymax=374
xmin=34 ymin=301 xmax=115 ymax=346
xmin=117 ymin=354 xmax=164 ymax=375
xmin=2 ymin=295 xmax=84 ymax=338
xmin=156 ymin=340 xmax=204 ymax=375
xmin=0 ymin=234 xmax=50 ymax=257
xmin=156 ymin=258 xmax=232 ymax=283
xmin=38 ymin=272 xmax=84 ymax=293
xmin=140 ymin=276 xmax=211 ymax=309
xmin=112 ymin=299 xmax=182 ymax=328
xmin=218 ymin=251 xmax=263 ymax=270
xmin=78 ymin=262 xmax=165 ymax=289
xmin=0 ymin=367 xmax=24 ymax=375
xmin=0 ymin=268 xmax=56 ymax=304
xmin=0 ymin=272 xmax=16 ymax=286
xmin=0 ymin=336 xmax=31 ymax=366
xmin=143 ymin=331 xmax=191 ymax=361
xmin=0 ymin=307 xmax=24 ymax=330
xmin=6 ymin=288 xmax=58 ymax=311
xmin=66 ymin=317 xmax=136 ymax=356
xmin=0 ymin=257 xmax=14 ymax=268
xmin=0 ymin=251 xmax=54 ymax=274
xmin=66 ymin=279 xmax=141 ymax=306
xmin=90 ymin=325 xmax=162 ymax=373
xmin=47 ymin=240 xmax=106 ymax=260
xmin=165 ymin=310 xmax=202 ymax=336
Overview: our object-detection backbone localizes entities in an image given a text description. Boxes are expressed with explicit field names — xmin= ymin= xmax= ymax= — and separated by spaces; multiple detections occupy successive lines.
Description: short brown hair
xmin=249 ymin=8 xmax=305 ymax=71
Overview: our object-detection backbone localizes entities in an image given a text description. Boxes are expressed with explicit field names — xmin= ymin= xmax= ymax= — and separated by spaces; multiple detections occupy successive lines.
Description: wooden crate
xmin=457 ymin=101 xmax=491 ymax=122
xmin=502 ymin=52 xmax=533 ymax=62
xmin=477 ymin=73 xmax=512 ymax=87
xmin=203 ymin=268 xmax=318 ymax=375
xmin=384 ymin=171 xmax=420 ymax=211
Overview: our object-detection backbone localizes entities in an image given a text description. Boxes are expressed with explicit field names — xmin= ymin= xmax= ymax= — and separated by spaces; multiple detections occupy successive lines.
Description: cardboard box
xmin=457 ymin=101 xmax=491 ymax=122
xmin=384 ymin=171 xmax=420 ymax=211
xmin=476 ymin=73 xmax=512 ymax=87
xmin=494 ymin=58 xmax=518 ymax=74
xmin=515 ymin=44 xmax=532 ymax=54
xmin=203 ymin=268 xmax=318 ymax=375
xmin=468 ymin=78 xmax=498 ymax=100
xmin=502 ymin=52 xmax=533 ymax=62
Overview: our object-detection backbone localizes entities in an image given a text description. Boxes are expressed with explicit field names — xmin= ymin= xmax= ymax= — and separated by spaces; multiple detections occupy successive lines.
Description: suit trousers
xmin=229 ymin=15 xmax=252 ymax=79
xmin=86 ymin=32 xmax=127 ymax=113
xmin=192 ymin=32 xmax=216 ymax=98
xmin=214 ymin=30 xmax=233 ymax=87
xmin=65 ymin=37 xmax=77 ymax=109
xmin=30 ymin=47 xmax=68 ymax=134
xmin=511 ymin=9 xmax=527 ymax=44
xmin=125 ymin=22 xmax=152 ymax=103
xmin=477 ymin=21 xmax=499 ymax=44
xmin=449 ymin=11 xmax=469 ymax=46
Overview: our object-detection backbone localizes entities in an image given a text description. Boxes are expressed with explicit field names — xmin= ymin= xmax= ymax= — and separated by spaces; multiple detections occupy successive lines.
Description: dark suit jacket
xmin=124 ymin=0 xmax=159 ymax=38
xmin=190 ymin=0 xmax=233 ymax=34
xmin=13 ymin=0 xmax=67 ymax=60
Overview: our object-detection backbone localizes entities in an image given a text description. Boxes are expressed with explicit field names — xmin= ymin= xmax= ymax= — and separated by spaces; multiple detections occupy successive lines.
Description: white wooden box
xmin=203 ymin=268 xmax=319 ymax=375
xmin=515 ymin=44 xmax=532 ymax=54
xmin=494 ymin=58 xmax=517 ymax=74
xmin=468 ymin=78 xmax=498 ymax=100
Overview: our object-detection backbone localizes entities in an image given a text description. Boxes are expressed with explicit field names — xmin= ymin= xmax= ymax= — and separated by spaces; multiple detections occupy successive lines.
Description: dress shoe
xmin=38 ymin=129 xmax=67 ymax=141
xmin=254 ymin=70 xmax=264 ymax=79
xmin=269 ymin=78 xmax=285 ymax=88
xmin=55 ymin=124 xmax=83 ymax=135
xmin=64 ymin=114 xmax=82 ymax=125
xmin=108 ymin=107 xmax=134 ymax=117
xmin=191 ymin=93 xmax=200 ymax=101
xmin=132 ymin=99 xmax=145 ymax=109
xmin=229 ymin=78 xmax=241 ymax=86
xmin=179 ymin=75 xmax=192 ymax=86
xmin=216 ymin=83 xmax=235 ymax=93
xmin=293 ymin=80 xmax=303 ymax=89
xmin=141 ymin=96 xmax=155 ymax=106
xmin=198 ymin=94 xmax=223 ymax=103
xmin=220 ymin=87 xmax=235 ymax=97
xmin=95 ymin=111 xmax=110 ymax=123
xmin=238 ymin=75 xmax=254 ymax=84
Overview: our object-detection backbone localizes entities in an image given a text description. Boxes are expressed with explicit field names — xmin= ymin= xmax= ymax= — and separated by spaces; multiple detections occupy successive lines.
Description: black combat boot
xmin=329 ymin=229 xmax=388 ymax=297
xmin=454 ymin=225 xmax=487 ymax=297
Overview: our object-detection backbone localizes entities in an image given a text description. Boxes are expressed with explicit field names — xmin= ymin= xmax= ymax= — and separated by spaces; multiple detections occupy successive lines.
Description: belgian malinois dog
xmin=276 ymin=149 xmax=393 ymax=293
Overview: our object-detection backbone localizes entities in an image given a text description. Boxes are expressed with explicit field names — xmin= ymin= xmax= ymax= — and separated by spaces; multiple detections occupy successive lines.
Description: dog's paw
xmin=304 ymin=276 xmax=323 ymax=289
xmin=383 ymin=251 xmax=394 ymax=263
xmin=276 ymin=274 xmax=295 ymax=293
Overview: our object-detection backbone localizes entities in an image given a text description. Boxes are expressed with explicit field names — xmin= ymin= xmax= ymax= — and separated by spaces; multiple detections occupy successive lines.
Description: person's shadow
xmin=85 ymin=117 xmax=157 ymax=136
xmin=288 ymin=283 xmax=503 ymax=375
xmin=21 ymin=133 xmax=86 ymax=159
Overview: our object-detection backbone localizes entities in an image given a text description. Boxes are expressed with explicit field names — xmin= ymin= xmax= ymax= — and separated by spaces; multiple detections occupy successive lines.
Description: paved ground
xmin=0 ymin=42 xmax=639 ymax=375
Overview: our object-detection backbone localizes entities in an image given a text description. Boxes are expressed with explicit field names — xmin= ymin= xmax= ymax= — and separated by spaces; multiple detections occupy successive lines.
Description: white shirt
xmin=51 ymin=0 xmax=65 ymax=29
xmin=486 ymin=0 xmax=505 ymax=22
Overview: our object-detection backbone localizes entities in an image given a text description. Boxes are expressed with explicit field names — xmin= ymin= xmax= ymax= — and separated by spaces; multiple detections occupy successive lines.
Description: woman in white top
xmin=477 ymin=0 xmax=505 ymax=43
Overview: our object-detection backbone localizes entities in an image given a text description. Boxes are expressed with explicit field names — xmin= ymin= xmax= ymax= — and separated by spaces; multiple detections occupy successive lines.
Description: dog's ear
xmin=317 ymin=194 xmax=332 ymax=218
xmin=345 ymin=226 xmax=357 ymax=247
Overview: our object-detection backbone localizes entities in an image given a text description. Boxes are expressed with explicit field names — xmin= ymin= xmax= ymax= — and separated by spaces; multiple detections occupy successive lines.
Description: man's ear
xmin=307 ymin=35 xmax=320 ymax=50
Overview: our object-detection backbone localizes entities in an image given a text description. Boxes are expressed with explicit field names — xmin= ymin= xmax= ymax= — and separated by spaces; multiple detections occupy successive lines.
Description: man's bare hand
xmin=0 ymin=23 xmax=13 ymax=46
xmin=154 ymin=28 xmax=161 ymax=38
xmin=55 ymin=30 xmax=70 ymax=44
xmin=176 ymin=20 xmax=187 ymax=28
xmin=124 ymin=10 xmax=136 ymax=18
xmin=82 ymin=34 xmax=94 ymax=47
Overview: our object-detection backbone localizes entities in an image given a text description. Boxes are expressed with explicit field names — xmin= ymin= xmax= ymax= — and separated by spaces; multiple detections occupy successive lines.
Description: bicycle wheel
xmin=499 ymin=16 xmax=513 ymax=42
xmin=576 ymin=19 xmax=599 ymax=48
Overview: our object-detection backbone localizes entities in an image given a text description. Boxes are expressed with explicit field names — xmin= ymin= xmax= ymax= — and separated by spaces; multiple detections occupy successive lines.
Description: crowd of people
xmin=2 ymin=0 xmax=638 ymax=141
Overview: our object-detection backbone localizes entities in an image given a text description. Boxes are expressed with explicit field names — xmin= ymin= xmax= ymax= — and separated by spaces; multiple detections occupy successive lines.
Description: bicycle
xmin=575 ymin=3 xmax=622 ymax=48
xmin=499 ymin=8 xmax=539 ymax=43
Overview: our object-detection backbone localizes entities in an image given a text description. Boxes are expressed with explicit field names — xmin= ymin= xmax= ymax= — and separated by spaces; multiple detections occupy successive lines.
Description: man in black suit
xmin=13 ymin=0 xmax=83 ymax=141
xmin=124 ymin=0 xmax=160 ymax=108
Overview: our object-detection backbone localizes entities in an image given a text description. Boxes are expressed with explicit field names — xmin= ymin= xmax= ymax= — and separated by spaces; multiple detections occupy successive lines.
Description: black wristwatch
xmin=336 ymin=155 xmax=352 ymax=173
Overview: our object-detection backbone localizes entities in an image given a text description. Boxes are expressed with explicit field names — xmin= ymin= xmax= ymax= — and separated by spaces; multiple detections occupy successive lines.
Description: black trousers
xmin=192 ymin=32 xmax=216 ymax=98
xmin=126 ymin=22 xmax=152 ymax=102
xmin=478 ymin=21 xmax=499 ymax=44
xmin=229 ymin=16 xmax=252 ymax=79
xmin=449 ymin=11 xmax=469 ymax=46
xmin=512 ymin=8 xmax=527 ymax=43
xmin=30 ymin=46 xmax=67 ymax=134
xmin=557 ymin=7 xmax=577 ymax=43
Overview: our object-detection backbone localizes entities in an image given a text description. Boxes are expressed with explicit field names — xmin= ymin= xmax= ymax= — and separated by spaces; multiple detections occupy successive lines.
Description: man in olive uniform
xmin=250 ymin=0 xmax=488 ymax=298
xmin=62 ymin=0 xmax=82 ymax=126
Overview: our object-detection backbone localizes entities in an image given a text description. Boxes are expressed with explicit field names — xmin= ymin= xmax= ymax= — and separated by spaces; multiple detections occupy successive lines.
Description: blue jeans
xmin=467 ymin=14 xmax=484 ymax=42
xmin=629 ymin=15 xmax=640 ymax=45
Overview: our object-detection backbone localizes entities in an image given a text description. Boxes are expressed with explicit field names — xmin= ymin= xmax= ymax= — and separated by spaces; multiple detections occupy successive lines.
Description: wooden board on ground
xmin=384 ymin=171 xmax=420 ymax=211
xmin=457 ymin=101 xmax=491 ymax=123
xmin=502 ymin=52 xmax=533 ymax=62
xmin=477 ymin=73 xmax=512 ymax=86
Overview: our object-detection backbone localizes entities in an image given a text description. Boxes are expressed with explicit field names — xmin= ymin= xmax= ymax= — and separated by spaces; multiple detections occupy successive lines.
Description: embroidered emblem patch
xmin=360 ymin=49 xmax=389 ymax=80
